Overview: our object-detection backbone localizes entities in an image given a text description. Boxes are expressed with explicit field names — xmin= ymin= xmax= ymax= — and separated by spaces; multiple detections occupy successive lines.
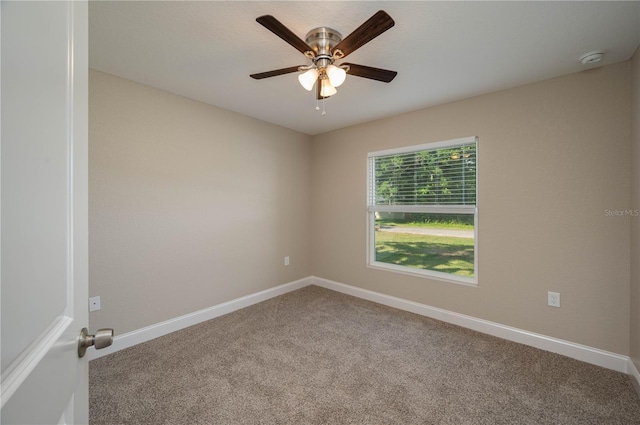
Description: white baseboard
xmin=88 ymin=277 xmax=312 ymax=360
xmin=311 ymin=276 xmax=631 ymax=374
xmin=89 ymin=274 xmax=634 ymax=382
xmin=629 ymin=358 xmax=640 ymax=397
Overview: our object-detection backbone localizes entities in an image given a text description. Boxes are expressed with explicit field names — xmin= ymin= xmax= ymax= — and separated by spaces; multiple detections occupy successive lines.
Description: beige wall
xmin=90 ymin=61 xmax=635 ymax=357
xmin=89 ymin=70 xmax=312 ymax=334
xmin=631 ymin=48 xmax=640 ymax=371
xmin=311 ymin=63 xmax=631 ymax=354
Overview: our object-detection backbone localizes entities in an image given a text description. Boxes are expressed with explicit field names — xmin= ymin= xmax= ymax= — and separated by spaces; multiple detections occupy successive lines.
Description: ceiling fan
xmin=250 ymin=10 xmax=397 ymax=102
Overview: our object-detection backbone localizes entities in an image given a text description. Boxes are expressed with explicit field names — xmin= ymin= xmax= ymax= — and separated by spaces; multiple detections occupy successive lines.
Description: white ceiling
xmin=89 ymin=1 xmax=640 ymax=136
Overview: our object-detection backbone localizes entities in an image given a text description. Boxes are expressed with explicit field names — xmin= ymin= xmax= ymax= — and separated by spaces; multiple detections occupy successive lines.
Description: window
xmin=367 ymin=137 xmax=477 ymax=285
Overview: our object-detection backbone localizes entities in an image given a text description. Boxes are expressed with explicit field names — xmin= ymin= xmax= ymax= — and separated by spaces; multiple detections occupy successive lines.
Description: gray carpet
xmin=90 ymin=285 xmax=640 ymax=424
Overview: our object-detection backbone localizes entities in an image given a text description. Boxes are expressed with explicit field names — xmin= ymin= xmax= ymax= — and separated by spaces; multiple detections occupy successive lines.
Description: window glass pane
xmin=374 ymin=212 xmax=475 ymax=277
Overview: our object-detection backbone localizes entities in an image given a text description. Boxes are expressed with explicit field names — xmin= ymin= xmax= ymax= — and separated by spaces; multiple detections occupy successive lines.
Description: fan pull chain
xmin=313 ymin=90 xmax=326 ymax=116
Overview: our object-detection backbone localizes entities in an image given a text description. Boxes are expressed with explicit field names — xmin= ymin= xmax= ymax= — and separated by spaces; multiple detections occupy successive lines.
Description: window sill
xmin=367 ymin=261 xmax=478 ymax=287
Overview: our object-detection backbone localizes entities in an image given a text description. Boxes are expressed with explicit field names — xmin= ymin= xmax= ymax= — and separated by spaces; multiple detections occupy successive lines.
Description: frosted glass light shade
xmin=298 ymin=68 xmax=318 ymax=91
xmin=320 ymin=80 xmax=337 ymax=97
xmin=326 ymin=64 xmax=347 ymax=87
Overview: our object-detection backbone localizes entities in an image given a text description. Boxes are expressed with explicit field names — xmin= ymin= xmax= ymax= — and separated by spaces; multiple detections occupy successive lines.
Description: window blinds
xmin=368 ymin=139 xmax=476 ymax=211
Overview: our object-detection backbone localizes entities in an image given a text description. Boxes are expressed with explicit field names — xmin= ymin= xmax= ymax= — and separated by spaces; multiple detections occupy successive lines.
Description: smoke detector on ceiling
xmin=579 ymin=50 xmax=606 ymax=65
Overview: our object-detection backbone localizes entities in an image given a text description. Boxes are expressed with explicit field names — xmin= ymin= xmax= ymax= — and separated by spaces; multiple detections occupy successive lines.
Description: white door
xmin=1 ymin=1 xmax=90 ymax=424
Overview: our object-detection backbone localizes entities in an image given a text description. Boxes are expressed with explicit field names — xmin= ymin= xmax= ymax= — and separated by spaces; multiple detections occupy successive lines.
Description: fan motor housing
xmin=305 ymin=27 xmax=342 ymax=65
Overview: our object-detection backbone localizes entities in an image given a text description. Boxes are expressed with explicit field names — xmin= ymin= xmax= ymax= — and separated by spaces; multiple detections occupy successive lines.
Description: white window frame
xmin=367 ymin=136 xmax=478 ymax=286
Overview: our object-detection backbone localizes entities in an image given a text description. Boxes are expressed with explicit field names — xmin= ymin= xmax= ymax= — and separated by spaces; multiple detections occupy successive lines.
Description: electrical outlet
xmin=547 ymin=291 xmax=560 ymax=308
xmin=89 ymin=296 xmax=101 ymax=312
xmin=284 ymin=256 xmax=290 ymax=266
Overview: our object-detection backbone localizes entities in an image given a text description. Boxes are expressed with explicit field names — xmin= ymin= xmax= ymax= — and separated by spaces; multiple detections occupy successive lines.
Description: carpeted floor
xmin=90 ymin=285 xmax=640 ymax=424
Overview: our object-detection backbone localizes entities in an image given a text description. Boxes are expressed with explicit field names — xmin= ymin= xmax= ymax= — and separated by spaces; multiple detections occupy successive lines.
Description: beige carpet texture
xmin=89 ymin=286 xmax=640 ymax=424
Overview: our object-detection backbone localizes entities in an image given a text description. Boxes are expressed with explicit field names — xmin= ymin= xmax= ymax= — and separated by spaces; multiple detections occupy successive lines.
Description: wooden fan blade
xmin=332 ymin=11 xmax=394 ymax=58
xmin=256 ymin=15 xmax=313 ymax=55
xmin=250 ymin=66 xmax=302 ymax=80
xmin=343 ymin=63 xmax=397 ymax=83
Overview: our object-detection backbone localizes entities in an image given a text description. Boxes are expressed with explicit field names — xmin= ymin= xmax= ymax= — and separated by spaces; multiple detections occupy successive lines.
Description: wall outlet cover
xmin=89 ymin=296 xmax=101 ymax=312
xmin=547 ymin=291 xmax=560 ymax=308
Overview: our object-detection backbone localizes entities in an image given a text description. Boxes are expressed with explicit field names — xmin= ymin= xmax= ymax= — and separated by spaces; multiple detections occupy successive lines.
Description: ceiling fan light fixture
xmin=298 ymin=68 xmax=318 ymax=91
xmin=320 ymin=79 xmax=337 ymax=97
xmin=252 ymin=11 xmax=396 ymax=113
xmin=326 ymin=64 xmax=347 ymax=87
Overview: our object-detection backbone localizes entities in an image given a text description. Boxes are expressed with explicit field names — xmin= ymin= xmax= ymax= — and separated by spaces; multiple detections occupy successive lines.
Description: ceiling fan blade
xmin=256 ymin=15 xmax=313 ymax=55
xmin=332 ymin=11 xmax=395 ymax=58
xmin=250 ymin=66 xmax=302 ymax=80
xmin=316 ymin=80 xmax=326 ymax=100
xmin=343 ymin=63 xmax=397 ymax=83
